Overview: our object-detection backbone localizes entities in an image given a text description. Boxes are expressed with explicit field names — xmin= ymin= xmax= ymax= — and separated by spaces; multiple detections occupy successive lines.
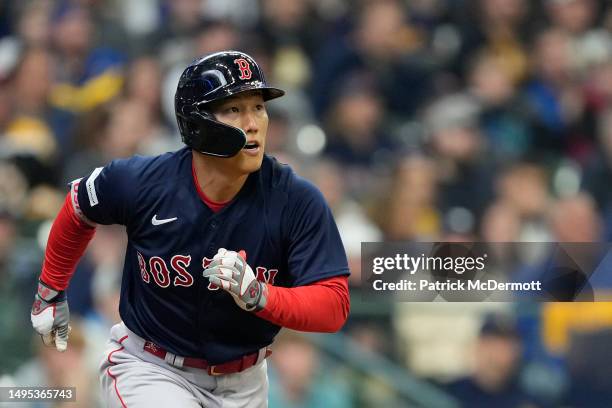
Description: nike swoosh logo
xmin=151 ymin=215 xmax=178 ymax=226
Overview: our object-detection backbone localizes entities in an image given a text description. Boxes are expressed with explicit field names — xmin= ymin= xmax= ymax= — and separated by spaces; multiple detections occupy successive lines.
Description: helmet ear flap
xmin=178 ymin=108 xmax=247 ymax=157
xmin=176 ymin=112 xmax=199 ymax=146
xmin=176 ymin=115 xmax=190 ymax=145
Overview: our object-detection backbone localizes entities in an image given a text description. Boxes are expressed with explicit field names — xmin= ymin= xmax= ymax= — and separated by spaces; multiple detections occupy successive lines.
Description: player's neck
xmin=192 ymin=151 xmax=249 ymax=203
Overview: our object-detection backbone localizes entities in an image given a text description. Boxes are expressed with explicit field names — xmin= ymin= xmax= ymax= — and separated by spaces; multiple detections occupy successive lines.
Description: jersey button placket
xmin=207 ymin=218 xmax=219 ymax=252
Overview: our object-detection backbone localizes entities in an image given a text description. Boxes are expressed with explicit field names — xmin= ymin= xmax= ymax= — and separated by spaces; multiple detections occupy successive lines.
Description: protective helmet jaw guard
xmin=176 ymin=108 xmax=247 ymax=158
xmin=175 ymin=51 xmax=285 ymax=157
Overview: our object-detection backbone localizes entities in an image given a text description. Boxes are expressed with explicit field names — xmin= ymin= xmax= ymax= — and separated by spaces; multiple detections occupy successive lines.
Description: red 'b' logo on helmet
xmin=234 ymin=58 xmax=252 ymax=80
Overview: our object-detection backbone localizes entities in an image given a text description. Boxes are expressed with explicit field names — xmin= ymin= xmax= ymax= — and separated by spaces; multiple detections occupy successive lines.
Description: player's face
xmin=210 ymin=91 xmax=269 ymax=174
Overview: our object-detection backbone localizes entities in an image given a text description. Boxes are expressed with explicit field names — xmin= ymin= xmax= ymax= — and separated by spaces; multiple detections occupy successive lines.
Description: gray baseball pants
xmin=99 ymin=322 xmax=268 ymax=407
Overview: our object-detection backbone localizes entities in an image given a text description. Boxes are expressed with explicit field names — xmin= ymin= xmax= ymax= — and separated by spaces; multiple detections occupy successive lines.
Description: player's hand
xmin=203 ymin=248 xmax=267 ymax=312
xmin=30 ymin=280 xmax=70 ymax=352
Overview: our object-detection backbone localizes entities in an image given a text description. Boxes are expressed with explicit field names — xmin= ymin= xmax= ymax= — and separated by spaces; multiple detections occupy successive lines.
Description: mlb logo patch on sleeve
xmin=86 ymin=167 xmax=103 ymax=206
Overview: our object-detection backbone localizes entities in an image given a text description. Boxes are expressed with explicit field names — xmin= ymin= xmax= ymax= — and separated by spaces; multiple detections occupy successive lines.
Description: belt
xmin=143 ymin=341 xmax=272 ymax=376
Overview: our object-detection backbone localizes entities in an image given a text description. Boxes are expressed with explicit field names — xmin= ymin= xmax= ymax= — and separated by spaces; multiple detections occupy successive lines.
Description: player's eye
xmin=226 ymin=106 xmax=239 ymax=113
xmin=255 ymin=104 xmax=264 ymax=111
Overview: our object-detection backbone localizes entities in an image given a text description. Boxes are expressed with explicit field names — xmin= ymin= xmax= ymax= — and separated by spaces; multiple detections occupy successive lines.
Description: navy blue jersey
xmin=74 ymin=147 xmax=349 ymax=363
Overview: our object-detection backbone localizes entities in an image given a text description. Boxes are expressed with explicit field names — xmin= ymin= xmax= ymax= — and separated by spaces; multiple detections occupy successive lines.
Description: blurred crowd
xmin=2 ymin=0 xmax=612 ymax=406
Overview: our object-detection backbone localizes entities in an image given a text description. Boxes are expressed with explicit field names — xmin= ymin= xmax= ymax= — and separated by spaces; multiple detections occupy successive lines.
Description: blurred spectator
xmin=311 ymin=0 xmax=433 ymax=119
xmin=83 ymin=0 xmax=133 ymax=55
xmin=496 ymin=162 xmax=550 ymax=220
xmin=377 ymin=154 xmax=440 ymax=240
xmin=479 ymin=202 xmax=527 ymax=273
xmin=547 ymin=0 xmax=598 ymax=35
xmin=481 ymin=202 xmax=522 ymax=242
xmin=548 ymin=193 xmax=602 ymax=243
xmin=450 ymin=0 xmax=532 ymax=83
xmin=146 ymin=0 xmax=206 ymax=68
xmin=49 ymin=3 xmax=125 ymax=113
xmin=468 ymin=51 xmax=536 ymax=161
xmin=3 ymin=48 xmax=57 ymax=160
xmin=424 ymin=93 xmax=494 ymax=234
xmin=258 ymin=0 xmax=320 ymax=90
xmin=323 ymin=71 xmax=394 ymax=174
xmin=3 ymin=46 xmax=75 ymax=180
xmin=16 ymin=1 xmax=53 ymax=48
xmin=122 ymin=56 xmax=179 ymax=154
xmin=268 ymin=331 xmax=351 ymax=408
xmin=545 ymin=0 xmax=612 ymax=77
xmin=495 ymin=161 xmax=552 ymax=242
xmin=445 ymin=313 xmax=540 ymax=408
xmin=124 ymin=56 xmax=162 ymax=117
xmin=259 ymin=0 xmax=320 ymax=56
xmin=193 ymin=19 xmax=241 ymax=58
xmin=523 ymin=28 xmax=584 ymax=157
xmin=105 ymin=99 xmax=171 ymax=157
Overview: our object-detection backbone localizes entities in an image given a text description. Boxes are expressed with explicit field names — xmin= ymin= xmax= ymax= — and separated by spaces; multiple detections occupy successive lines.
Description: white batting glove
xmin=203 ymin=248 xmax=267 ymax=312
xmin=31 ymin=280 xmax=70 ymax=352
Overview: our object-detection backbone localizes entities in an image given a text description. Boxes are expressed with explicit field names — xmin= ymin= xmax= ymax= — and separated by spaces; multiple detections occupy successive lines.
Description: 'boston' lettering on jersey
xmin=136 ymin=252 xmax=278 ymax=289
xmin=72 ymin=147 xmax=349 ymax=364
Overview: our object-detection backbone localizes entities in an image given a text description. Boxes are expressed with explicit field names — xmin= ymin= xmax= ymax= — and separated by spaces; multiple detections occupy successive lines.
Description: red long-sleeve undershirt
xmin=256 ymin=276 xmax=350 ymax=332
xmin=40 ymin=193 xmax=350 ymax=332
xmin=40 ymin=193 xmax=96 ymax=290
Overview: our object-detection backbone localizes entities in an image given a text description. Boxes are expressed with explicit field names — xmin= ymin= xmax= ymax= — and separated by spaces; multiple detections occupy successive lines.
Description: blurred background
xmin=1 ymin=0 xmax=612 ymax=406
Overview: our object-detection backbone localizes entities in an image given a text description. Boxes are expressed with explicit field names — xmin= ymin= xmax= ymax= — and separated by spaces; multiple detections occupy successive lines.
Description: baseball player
xmin=30 ymin=50 xmax=350 ymax=407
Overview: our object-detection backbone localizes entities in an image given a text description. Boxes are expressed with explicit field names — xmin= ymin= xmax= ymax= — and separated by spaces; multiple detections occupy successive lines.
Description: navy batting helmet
xmin=175 ymin=50 xmax=285 ymax=157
